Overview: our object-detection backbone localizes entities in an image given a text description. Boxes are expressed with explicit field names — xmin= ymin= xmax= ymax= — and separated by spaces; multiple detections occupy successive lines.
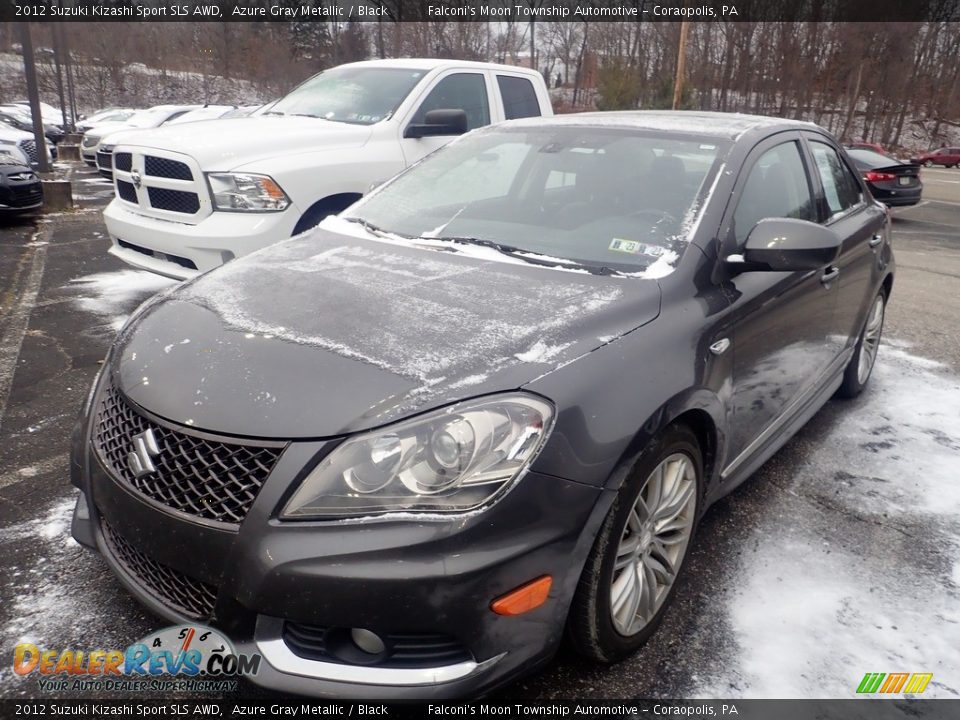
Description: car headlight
xmin=82 ymin=136 xmax=98 ymax=148
xmin=99 ymin=144 xmax=115 ymax=153
xmin=207 ymin=172 xmax=290 ymax=212
xmin=282 ymin=393 xmax=554 ymax=519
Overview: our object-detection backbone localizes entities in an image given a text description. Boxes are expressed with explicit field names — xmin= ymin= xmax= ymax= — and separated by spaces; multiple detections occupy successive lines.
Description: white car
xmin=104 ymin=58 xmax=553 ymax=279
xmin=81 ymin=105 xmax=199 ymax=169
xmin=0 ymin=122 xmax=51 ymax=168
xmin=8 ymin=100 xmax=64 ymax=128
xmin=76 ymin=108 xmax=138 ymax=134
xmin=164 ymin=105 xmax=239 ymax=125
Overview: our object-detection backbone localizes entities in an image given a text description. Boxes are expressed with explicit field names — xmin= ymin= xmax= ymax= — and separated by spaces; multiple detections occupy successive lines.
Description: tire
xmin=567 ymin=425 xmax=702 ymax=663
xmin=837 ymin=291 xmax=886 ymax=399
xmin=923 ymin=160 xmax=933 ymax=167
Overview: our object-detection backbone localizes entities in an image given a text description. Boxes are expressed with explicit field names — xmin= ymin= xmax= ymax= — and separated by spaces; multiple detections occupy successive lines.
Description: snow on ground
xmin=63 ymin=270 xmax=176 ymax=333
xmin=0 ymin=497 xmax=85 ymax=646
xmin=692 ymin=341 xmax=960 ymax=698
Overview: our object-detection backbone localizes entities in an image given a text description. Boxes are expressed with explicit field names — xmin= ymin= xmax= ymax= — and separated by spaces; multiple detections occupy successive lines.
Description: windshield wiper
xmin=342 ymin=216 xmax=395 ymax=238
xmin=430 ymin=236 xmax=618 ymax=275
xmin=263 ymin=110 xmax=285 ymax=116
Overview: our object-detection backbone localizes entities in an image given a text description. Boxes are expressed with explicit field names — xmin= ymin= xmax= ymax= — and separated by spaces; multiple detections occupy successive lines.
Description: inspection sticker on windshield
xmin=609 ymin=238 xmax=668 ymax=256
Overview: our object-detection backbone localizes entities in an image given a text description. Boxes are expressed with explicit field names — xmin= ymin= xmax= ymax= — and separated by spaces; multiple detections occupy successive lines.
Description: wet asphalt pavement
xmin=0 ymin=164 xmax=958 ymax=700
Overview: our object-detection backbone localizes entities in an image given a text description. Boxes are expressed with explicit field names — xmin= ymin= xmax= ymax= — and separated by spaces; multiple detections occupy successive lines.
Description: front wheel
xmin=837 ymin=291 xmax=886 ymax=398
xmin=568 ymin=425 xmax=702 ymax=663
xmin=923 ymin=160 xmax=933 ymax=167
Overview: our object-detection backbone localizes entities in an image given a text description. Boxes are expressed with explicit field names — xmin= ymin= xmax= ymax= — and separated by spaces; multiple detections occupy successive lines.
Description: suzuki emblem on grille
xmin=128 ymin=428 xmax=160 ymax=478
xmin=131 ymin=169 xmax=142 ymax=189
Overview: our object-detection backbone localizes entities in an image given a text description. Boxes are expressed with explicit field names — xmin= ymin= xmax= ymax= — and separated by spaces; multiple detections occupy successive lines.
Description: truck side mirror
xmin=404 ymin=109 xmax=468 ymax=139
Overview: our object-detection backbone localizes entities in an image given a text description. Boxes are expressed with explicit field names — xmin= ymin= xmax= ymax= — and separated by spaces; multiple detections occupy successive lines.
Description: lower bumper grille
xmin=118 ymin=238 xmax=198 ymax=271
xmin=1 ymin=183 xmax=43 ymax=208
xmin=101 ymin=518 xmax=218 ymax=620
xmin=282 ymin=622 xmax=473 ymax=669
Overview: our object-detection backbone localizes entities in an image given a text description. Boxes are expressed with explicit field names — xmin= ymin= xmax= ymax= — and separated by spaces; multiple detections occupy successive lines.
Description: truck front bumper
xmin=103 ymin=199 xmax=302 ymax=280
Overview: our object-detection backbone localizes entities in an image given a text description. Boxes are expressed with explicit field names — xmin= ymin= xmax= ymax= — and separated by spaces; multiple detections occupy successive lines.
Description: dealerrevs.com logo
xmin=13 ymin=624 xmax=261 ymax=693
xmin=856 ymin=672 xmax=933 ymax=695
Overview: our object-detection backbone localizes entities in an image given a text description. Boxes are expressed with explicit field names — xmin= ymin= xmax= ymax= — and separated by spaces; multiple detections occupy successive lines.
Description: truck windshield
xmin=268 ymin=66 xmax=427 ymax=125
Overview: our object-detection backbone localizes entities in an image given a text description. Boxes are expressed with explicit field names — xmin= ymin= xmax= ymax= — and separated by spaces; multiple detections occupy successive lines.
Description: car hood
xmin=113 ymin=229 xmax=662 ymax=439
xmin=110 ymin=116 xmax=372 ymax=170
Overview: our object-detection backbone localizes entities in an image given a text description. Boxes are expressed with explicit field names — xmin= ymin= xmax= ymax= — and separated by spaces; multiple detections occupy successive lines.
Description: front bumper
xmin=70 ymin=390 xmax=611 ymax=698
xmin=103 ymin=199 xmax=301 ymax=280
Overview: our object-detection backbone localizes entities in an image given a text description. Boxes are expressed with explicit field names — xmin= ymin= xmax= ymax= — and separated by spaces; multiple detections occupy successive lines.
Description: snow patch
xmin=693 ymin=344 xmax=960 ymax=698
xmin=64 ymin=270 xmax=176 ymax=333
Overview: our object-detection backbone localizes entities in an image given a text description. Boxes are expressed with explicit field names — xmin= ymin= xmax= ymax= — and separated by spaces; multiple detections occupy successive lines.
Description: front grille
xmin=101 ymin=519 xmax=218 ymax=620
xmin=93 ymin=383 xmax=284 ymax=524
xmin=96 ymin=149 xmax=112 ymax=169
xmin=1 ymin=182 xmax=43 ymax=208
xmin=145 ymin=155 xmax=192 ymax=180
xmin=148 ymin=187 xmax=199 ymax=214
xmin=283 ymin=623 xmax=473 ymax=669
xmin=114 ymin=152 xmax=132 ymax=172
xmin=18 ymin=139 xmax=38 ymax=164
xmin=116 ymin=179 xmax=138 ymax=203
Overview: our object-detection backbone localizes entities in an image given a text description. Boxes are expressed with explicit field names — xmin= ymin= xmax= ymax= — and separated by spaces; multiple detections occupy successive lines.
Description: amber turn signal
xmin=490 ymin=575 xmax=553 ymax=616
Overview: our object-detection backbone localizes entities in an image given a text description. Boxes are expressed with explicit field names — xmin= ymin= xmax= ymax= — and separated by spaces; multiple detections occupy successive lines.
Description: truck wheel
xmin=293 ymin=194 xmax=363 ymax=236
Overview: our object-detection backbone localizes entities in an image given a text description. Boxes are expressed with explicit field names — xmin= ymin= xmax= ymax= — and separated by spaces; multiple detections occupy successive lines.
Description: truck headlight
xmin=282 ymin=393 xmax=554 ymax=519
xmin=207 ymin=172 xmax=290 ymax=212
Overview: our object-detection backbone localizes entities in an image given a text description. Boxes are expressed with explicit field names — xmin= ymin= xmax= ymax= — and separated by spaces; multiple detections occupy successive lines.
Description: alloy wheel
xmin=857 ymin=295 xmax=885 ymax=385
xmin=610 ymin=452 xmax=697 ymax=636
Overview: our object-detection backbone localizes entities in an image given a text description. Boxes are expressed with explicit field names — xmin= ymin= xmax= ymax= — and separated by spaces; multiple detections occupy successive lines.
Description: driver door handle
xmin=820 ymin=266 xmax=840 ymax=284
xmin=868 ymin=234 xmax=884 ymax=247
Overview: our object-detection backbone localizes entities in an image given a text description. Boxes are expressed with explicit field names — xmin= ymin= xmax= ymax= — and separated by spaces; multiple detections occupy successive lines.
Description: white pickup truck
xmin=103 ymin=58 xmax=553 ymax=279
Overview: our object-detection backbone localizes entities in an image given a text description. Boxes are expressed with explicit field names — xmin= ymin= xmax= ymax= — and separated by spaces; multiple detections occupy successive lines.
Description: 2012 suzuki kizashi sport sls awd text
xmin=71 ymin=111 xmax=894 ymax=698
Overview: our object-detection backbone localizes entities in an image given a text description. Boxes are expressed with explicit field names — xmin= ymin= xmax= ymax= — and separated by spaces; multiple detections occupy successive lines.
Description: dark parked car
xmin=847 ymin=141 xmax=887 ymax=154
xmin=0 ymin=153 xmax=43 ymax=214
xmin=846 ymin=147 xmax=922 ymax=207
xmin=70 ymin=111 xmax=894 ymax=698
xmin=911 ymin=146 xmax=960 ymax=167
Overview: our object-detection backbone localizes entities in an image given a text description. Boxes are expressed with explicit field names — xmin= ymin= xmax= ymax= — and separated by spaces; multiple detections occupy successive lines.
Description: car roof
xmin=503 ymin=110 xmax=821 ymax=140
xmin=340 ymin=57 xmax=542 ymax=76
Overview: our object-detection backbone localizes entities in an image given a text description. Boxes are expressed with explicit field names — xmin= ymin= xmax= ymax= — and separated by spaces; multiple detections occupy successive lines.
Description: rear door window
xmin=810 ymin=141 xmax=863 ymax=220
xmin=496 ymin=75 xmax=541 ymax=120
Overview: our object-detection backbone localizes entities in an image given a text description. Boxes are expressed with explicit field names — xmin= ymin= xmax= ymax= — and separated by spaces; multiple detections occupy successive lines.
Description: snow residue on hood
xmin=65 ymin=270 xmax=176 ymax=332
xmin=179 ymin=240 xmax=624 ymax=385
xmin=692 ymin=343 xmax=960 ymax=698
xmin=515 ymin=340 xmax=573 ymax=364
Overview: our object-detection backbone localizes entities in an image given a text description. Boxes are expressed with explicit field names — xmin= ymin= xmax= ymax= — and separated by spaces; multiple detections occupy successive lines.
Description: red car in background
xmin=911 ymin=147 xmax=960 ymax=168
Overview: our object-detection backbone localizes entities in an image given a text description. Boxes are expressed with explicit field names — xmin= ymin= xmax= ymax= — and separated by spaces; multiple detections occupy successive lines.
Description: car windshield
xmin=848 ymin=148 xmax=899 ymax=166
xmin=267 ymin=66 xmax=427 ymax=125
xmin=344 ymin=125 xmax=728 ymax=274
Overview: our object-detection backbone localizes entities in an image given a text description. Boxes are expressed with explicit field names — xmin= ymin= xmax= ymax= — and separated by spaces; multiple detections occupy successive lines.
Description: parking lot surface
xmin=1 ymin=165 xmax=958 ymax=699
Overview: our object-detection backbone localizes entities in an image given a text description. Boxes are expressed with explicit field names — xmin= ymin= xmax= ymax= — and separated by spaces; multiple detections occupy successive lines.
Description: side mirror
xmin=404 ymin=109 xmax=468 ymax=139
xmin=732 ymin=218 xmax=842 ymax=272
